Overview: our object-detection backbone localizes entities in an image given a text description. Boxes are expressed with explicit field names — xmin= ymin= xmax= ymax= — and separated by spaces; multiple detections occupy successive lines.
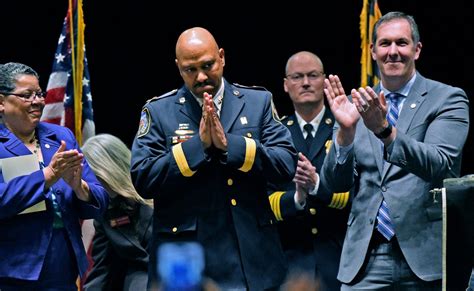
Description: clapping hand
xmin=324 ymin=74 xmax=360 ymax=146
xmin=294 ymin=153 xmax=319 ymax=205
xmin=44 ymin=141 xmax=90 ymax=201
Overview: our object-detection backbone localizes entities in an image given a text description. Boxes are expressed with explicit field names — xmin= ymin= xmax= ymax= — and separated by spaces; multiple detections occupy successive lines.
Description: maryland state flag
xmin=359 ymin=0 xmax=382 ymax=87
xmin=42 ymin=0 xmax=95 ymax=146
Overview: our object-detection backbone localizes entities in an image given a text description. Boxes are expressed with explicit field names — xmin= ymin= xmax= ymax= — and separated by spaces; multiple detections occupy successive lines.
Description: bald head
xmin=284 ymin=51 xmax=326 ymax=119
xmin=176 ymin=27 xmax=219 ymax=60
xmin=174 ymin=27 xmax=225 ymax=98
xmin=285 ymin=51 xmax=324 ymax=75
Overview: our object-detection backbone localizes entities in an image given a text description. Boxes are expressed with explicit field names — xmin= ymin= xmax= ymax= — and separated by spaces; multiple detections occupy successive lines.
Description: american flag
xmin=41 ymin=1 xmax=96 ymax=288
xmin=41 ymin=0 xmax=95 ymax=145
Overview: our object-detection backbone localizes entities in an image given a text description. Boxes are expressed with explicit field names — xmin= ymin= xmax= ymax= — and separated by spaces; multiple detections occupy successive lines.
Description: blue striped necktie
xmin=386 ymin=93 xmax=400 ymax=127
xmin=376 ymin=93 xmax=401 ymax=240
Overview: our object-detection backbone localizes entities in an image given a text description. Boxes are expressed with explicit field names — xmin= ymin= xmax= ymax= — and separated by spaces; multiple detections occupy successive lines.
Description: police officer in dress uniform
xmin=130 ymin=27 xmax=297 ymax=291
xmin=269 ymin=51 xmax=350 ymax=290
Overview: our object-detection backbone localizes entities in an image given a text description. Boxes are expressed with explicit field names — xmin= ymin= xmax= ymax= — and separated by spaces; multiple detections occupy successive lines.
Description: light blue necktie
xmin=376 ymin=93 xmax=401 ymax=240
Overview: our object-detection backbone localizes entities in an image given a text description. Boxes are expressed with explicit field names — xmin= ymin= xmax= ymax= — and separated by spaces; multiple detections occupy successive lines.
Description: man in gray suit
xmin=322 ymin=11 xmax=470 ymax=289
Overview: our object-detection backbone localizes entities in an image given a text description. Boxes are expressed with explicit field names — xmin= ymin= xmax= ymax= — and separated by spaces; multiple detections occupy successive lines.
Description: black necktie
xmin=304 ymin=123 xmax=314 ymax=147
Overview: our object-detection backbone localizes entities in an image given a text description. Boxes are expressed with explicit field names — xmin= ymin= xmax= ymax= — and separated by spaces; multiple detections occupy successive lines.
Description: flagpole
xmin=75 ymin=0 xmax=84 ymax=145
xmin=68 ymin=0 xmax=84 ymax=145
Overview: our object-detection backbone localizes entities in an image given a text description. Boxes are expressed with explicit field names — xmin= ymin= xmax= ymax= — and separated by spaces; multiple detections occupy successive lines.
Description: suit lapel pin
xmin=410 ymin=103 xmax=416 ymax=109
xmin=179 ymin=97 xmax=186 ymax=104
xmin=240 ymin=117 xmax=248 ymax=125
xmin=233 ymin=90 xmax=239 ymax=96
xmin=325 ymin=118 xmax=332 ymax=125
xmin=287 ymin=120 xmax=294 ymax=126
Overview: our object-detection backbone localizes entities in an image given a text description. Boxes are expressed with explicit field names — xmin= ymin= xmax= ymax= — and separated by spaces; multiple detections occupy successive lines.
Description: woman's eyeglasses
xmin=0 ymin=91 xmax=46 ymax=102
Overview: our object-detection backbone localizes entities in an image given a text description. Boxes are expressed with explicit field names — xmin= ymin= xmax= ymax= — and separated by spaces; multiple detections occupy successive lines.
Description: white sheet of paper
xmin=1 ymin=154 xmax=39 ymax=182
xmin=1 ymin=154 xmax=46 ymax=214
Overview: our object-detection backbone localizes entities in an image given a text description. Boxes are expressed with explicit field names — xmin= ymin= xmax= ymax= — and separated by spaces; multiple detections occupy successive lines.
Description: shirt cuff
xmin=335 ymin=142 xmax=354 ymax=164
xmin=308 ymin=173 xmax=320 ymax=196
xmin=294 ymin=193 xmax=306 ymax=210
xmin=219 ymin=150 xmax=228 ymax=164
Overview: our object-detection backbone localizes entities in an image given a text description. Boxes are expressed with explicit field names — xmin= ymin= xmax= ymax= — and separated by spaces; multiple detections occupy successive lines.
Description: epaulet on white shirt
xmin=145 ymin=89 xmax=178 ymax=104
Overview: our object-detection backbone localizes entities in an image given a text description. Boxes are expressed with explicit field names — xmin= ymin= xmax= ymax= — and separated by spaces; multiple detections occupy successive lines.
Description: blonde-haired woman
xmin=82 ymin=134 xmax=153 ymax=291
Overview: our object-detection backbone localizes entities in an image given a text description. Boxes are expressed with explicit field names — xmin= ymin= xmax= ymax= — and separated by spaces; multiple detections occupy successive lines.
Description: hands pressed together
xmin=200 ymin=92 xmax=227 ymax=151
xmin=44 ymin=140 xmax=90 ymax=201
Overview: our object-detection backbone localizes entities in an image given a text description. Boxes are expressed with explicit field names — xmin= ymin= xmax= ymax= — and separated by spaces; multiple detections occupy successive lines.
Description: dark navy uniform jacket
xmin=84 ymin=198 xmax=153 ymax=291
xmin=131 ymin=80 xmax=298 ymax=290
xmin=269 ymin=109 xmax=350 ymax=291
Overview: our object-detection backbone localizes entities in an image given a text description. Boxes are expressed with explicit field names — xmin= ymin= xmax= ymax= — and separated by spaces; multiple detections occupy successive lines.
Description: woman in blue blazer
xmin=0 ymin=62 xmax=108 ymax=290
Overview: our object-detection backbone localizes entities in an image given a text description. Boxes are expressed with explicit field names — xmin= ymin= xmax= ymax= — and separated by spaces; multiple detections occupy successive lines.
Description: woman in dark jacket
xmin=82 ymin=134 xmax=153 ymax=291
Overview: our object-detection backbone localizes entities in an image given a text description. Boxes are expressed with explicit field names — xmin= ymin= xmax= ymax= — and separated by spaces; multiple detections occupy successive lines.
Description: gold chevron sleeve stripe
xmin=329 ymin=192 xmax=340 ymax=208
xmin=269 ymin=191 xmax=285 ymax=221
xmin=340 ymin=191 xmax=350 ymax=208
xmin=329 ymin=191 xmax=350 ymax=209
xmin=172 ymin=143 xmax=196 ymax=177
xmin=238 ymin=137 xmax=256 ymax=172
xmin=335 ymin=193 xmax=343 ymax=209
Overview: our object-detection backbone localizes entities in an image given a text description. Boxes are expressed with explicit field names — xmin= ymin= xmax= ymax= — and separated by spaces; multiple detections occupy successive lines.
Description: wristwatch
xmin=374 ymin=123 xmax=392 ymax=139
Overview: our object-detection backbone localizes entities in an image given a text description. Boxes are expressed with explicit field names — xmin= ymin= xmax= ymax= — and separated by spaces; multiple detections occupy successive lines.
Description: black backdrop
xmin=1 ymin=0 xmax=473 ymax=175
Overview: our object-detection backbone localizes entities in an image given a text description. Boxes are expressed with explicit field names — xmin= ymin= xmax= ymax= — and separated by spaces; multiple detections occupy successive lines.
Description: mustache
xmin=194 ymin=80 xmax=214 ymax=89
